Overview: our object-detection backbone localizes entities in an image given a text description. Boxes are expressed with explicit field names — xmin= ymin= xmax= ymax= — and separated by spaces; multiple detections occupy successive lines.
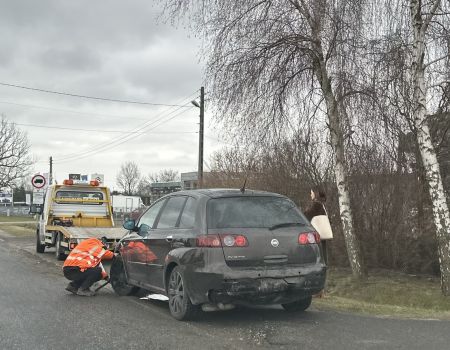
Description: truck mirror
xmin=123 ymin=219 xmax=136 ymax=231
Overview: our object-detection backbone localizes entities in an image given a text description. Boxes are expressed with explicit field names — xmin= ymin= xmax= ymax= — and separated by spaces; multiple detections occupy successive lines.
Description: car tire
xmin=110 ymin=256 xmax=140 ymax=296
xmin=167 ymin=266 xmax=199 ymax=321
xmin=55 ymin=233 xmax=66 ymax=261
xmin=281 ymin=296 xmax=312 ymax=312
xmin=36 ymin=230 xmax=45 ymax=253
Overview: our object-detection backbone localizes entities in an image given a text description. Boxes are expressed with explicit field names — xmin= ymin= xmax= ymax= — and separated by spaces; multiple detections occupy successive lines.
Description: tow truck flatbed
xmin=45 ymin=226 xmax=126 ymax=240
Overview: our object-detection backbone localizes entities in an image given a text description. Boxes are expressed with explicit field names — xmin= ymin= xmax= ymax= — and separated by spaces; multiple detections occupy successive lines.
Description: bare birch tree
xmin=368 ymin=0 xmax=450 ymax=294
xmin=409 ymin=0 xmax=450 ymax=295
xmin=0 ymin=117 xmax=32 ymax=188
xmin=163 ymin=0 xmax=367 ymax=278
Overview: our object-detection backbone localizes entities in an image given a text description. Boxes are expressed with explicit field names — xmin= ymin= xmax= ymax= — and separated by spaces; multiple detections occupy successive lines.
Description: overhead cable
xmin=53 ymin=91 xmax=199 ymax=162
xmin=53 ymin=107 xmax=193 ymax=164
xmin=0 ymin=100 xmax=153 ymax=121
xmin=0 ymin=82 xmax=195 ymax=107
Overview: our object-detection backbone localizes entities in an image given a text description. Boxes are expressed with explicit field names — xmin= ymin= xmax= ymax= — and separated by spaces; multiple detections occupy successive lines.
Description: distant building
xmin=181 ymin=172 xmax=198 ymax=190
xmin=149 ymin=181 xmax=181 ymax=202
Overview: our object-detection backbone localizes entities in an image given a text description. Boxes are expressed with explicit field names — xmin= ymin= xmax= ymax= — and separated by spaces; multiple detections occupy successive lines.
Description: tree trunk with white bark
xmin=410 ymin=0 xmax=450 ymax=295
xmin=313 ymin=45 xmax=366 ymax=279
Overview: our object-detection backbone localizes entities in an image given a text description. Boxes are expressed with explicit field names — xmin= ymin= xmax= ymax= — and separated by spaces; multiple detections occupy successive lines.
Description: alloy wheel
xmin=168 ymin=270 xmax=185 ymax=315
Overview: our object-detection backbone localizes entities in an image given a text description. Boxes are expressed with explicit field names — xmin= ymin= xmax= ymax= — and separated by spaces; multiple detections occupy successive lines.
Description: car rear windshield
xmin=207 ymin=196 xmax=308 ymax=229
xmin=55 ymin=191 xmax=104 ymax=205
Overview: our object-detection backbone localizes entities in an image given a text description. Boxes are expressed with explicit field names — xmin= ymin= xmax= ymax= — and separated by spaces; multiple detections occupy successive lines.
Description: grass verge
xmin=0 ymin=215 xmax=37 ymax=223
xmin=315 ymin=267 xmax=450 ymax=319
xmin=0 ymin=223 xmax=36 ymax=236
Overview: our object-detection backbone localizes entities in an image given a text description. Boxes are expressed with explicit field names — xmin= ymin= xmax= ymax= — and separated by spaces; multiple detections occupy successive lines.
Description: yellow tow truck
xmin=33 ymin=179 xmax=126 ymax=260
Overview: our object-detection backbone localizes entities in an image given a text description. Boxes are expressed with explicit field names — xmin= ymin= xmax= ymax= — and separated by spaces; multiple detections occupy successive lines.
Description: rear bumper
xmin=184 ymin=265 xmax=326 ymax=305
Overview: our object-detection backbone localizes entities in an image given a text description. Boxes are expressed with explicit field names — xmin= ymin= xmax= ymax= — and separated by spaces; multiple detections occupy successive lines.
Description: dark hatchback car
xmin=110 ymin=189 xmax=326 ymax=320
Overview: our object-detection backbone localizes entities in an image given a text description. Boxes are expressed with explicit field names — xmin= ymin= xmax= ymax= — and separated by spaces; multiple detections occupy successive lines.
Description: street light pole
xmin=49 ymin=156 xmax=53 ymax=185
xmin=198 ymin=86 xmax=204 ymax=188
xmin=191 ymin=87 xmax=205 ymax=189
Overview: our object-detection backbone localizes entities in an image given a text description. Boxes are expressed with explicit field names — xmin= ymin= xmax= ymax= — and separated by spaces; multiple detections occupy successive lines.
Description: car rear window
xmin=207 ymin=196 xmax=308 ymax=229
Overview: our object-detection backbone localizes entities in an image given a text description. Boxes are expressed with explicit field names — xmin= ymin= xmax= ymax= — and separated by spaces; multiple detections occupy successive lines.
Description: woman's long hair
xmin=312 ymin=186 xmax=326 ymax=203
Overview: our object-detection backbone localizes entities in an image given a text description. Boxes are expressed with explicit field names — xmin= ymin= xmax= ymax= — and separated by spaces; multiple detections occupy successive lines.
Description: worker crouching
xmin=63 ymin=237 xmax=113 ymax=296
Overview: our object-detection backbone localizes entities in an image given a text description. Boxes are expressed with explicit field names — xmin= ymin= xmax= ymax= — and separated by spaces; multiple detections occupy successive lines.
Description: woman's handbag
xmin=310 ymin=205 xmax=333 ymax=240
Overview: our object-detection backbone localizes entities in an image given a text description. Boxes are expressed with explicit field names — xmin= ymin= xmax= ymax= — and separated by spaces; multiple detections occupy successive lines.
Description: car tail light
xmin=69 ymin=242 xmax=77 ymax=250
xmin=298 ymin=231 xmax=320 ymax=245
xmin=196 ymin=234 xmax=249 ymax=247
xmin=221 ymin=234 xmax=248 ymax=247
xmin=196 ymin=235 xmax=222 ymax=247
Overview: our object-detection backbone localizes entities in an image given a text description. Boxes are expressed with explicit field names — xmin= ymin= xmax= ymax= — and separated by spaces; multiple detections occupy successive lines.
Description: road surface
xmin=0 ymin=233 xmax=449 ymax=350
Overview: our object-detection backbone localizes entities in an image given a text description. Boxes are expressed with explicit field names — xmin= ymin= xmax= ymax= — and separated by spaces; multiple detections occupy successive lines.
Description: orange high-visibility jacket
xmin=63 ymin=238 xmax=114 ymax=272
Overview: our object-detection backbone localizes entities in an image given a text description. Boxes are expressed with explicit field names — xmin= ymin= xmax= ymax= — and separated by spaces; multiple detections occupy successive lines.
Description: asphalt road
xmin=1 ymin=234 xmax=450 ymax=350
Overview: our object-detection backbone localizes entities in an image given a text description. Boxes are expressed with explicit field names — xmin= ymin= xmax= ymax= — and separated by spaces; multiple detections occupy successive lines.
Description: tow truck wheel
xmin=168 ymin=266 xmax=199 ymax=321
xmin=281 ymin=296 xmax=312 ymax=312
xmin=110 ymin=256 xmax=139 ymax=296
xmin=55 ymin=233 xmax=66 ymax=261
xmin=36 ymin=230 xmax=45 ymax=253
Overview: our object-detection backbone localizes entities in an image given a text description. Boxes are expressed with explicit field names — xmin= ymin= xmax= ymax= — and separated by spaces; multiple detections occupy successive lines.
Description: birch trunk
xmin=313 ymin=46 xmax=366 ymax=279
xmin=410 ymin=0 xmax=450 ymax=295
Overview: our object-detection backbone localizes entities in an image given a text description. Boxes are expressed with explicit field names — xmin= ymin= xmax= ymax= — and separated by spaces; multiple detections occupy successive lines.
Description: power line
xmin=0 ymin=100 xmax=153 ymax=121
xmin=53 ymin=106 xmax=194 ymax=164
xmin=15 ymin=122 xmax=197 ymax=134
xmin=53 ymin=91 xmax=199 ymax=162
xmin=0 ymin=82 xmax=195 ymax=107
xmin=50 ymin=90 xmax=198 ymax=160
xmin=16 ymin=122 xmax=146 ymax=134
xmin=53 ymin=104 xmax=187 ymax=161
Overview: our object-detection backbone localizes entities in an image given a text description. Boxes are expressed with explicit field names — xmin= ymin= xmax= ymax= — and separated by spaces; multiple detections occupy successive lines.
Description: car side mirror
xmin=138 ymin=223 xmax=150 ymax=236
xmin=123 ymin=219 xmax=136 ymax=231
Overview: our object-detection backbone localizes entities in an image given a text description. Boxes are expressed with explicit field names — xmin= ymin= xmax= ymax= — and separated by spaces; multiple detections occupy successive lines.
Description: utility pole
xmin=49 ymin=156 xmax=53 ymax=185
xmin=198 ymin=86 xmax=204 ymax=188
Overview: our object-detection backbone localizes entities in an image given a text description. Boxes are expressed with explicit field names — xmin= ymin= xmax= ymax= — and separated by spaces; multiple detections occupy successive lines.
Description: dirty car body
xmin=113 ymin=189 xmax=326 ymax=319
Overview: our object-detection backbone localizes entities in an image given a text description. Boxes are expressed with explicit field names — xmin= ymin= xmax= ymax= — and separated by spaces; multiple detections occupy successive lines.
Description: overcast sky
xmin=0 ymin=0 xmax=224 ymax=190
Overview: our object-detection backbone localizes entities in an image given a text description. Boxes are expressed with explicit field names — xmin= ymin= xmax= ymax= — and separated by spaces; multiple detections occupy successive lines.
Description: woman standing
xmin=303 ymin=186 xmax=331 ymax=265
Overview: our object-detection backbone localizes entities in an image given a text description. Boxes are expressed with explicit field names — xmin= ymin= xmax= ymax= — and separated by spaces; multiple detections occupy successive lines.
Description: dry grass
xmin=0 ymin=215 xmax=37 ymax=223
xmin=315 ymin=267 xmax=450 ymax=319
xmin=0 ymin=223 xmax=36 ymax=236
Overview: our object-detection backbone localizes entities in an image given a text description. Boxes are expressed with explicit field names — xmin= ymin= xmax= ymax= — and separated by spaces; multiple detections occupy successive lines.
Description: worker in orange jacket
xmin=63 ymin=237 xmax=114 ymax=296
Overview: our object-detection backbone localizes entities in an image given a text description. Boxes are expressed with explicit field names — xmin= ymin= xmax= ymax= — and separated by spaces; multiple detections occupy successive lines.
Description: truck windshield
xmin=55 ymin=191 xmax=104 ymax=205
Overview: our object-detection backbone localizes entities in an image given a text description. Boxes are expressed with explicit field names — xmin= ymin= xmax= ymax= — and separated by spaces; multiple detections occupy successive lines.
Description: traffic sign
xmin=31 ymin=174 xmax=46 ymax=189
xmin=33 ymin=190 xmax=44 ymax=204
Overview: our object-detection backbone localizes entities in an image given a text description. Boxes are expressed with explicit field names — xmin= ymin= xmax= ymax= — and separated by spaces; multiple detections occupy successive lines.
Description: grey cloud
xmin=38 ymin=46 xmax=101 ymax=71
xmin=0 ymin=0 xmax=217 ymax=188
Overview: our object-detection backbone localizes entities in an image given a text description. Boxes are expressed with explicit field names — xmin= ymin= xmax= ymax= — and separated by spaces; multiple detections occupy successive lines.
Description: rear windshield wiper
xmin=269 ymin=222 xmax=306 ymax=231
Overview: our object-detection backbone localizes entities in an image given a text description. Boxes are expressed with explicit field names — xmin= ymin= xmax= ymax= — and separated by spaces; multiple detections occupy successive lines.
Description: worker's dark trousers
xmin=63 ymin=266 xmax=102 ymax=290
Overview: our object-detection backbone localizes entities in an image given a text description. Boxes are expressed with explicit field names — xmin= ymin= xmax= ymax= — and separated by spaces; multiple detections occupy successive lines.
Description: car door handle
xmin=165 ymin=235 xmax=173 ymax=242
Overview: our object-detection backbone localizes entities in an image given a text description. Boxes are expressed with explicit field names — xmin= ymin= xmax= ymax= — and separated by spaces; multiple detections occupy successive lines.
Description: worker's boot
xmin=77 ymin=288 xmax=96 ymax=297
xmin=65 ymin=282 xmax=79 ymax=295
